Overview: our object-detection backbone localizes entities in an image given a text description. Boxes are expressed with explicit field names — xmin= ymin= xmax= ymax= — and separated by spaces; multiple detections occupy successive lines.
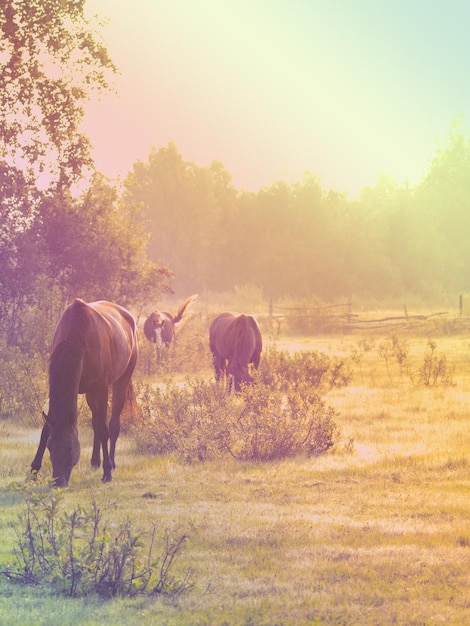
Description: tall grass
xmin=3 ymin=311 xmax=470 ymax=624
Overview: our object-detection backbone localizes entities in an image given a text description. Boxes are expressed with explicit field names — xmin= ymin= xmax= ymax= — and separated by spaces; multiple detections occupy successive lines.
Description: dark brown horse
xmin=209 ymin=312 xmax=262 ymax=391
xmin=143 ymin=295 xmax=197 ymax=360
xmin=31 ymin=299 xmax=138 ymax=486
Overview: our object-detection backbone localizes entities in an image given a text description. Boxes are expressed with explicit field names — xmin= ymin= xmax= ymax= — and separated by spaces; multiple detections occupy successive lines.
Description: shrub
xmin=1 ymin=480 xmax=193 ymax=599
xmin=133 ymin=347 xmax=347 ymax=462
xmin=225 ymin=380 xmax=340 ymax=461
xmin=0 ymin=341 xmax=46 ymax=424
xmin=134 ymin=378 xmax=230 ymax=461
xmin=259 ymin=345 xmax=352 ymax=392
xmin=418 ymin=339 xmax=455 ymax=387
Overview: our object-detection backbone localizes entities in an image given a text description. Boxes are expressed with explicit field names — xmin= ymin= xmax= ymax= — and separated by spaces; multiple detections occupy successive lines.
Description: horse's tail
xmin=173 ymin=294 xmax=198 ymax=324
xmin=247 ymin=315 xmax=262 ymax=367
xmin=123 ymin=380 xmax=141 ymax=420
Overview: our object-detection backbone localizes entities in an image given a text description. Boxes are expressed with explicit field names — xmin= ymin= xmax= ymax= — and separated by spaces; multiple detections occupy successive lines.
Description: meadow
xmin=2 ymin=313 xmax=470 ymax=625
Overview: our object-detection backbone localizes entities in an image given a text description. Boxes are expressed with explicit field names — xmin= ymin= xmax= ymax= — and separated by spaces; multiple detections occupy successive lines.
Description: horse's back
xmin=54 ymin=299 xmax=137 ymax=387
xmin=52 ymin=298 xmax=90 ymax=346
xmin=210 ymin=312 xmax=261 ymax=362
xmin=91 ymin=300 xmax=137 ymax=331
xmin=209 ymin=312 xmax=237 ymax=352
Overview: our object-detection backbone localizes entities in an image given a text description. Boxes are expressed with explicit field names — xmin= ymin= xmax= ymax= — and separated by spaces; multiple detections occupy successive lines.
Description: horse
xmin=31 ymin=299 xmax=138 ymax=487
xmin=209 ymin=312 xmax=262 ymax=392
xmin=143 ymin=294 xmax=197 ymax=361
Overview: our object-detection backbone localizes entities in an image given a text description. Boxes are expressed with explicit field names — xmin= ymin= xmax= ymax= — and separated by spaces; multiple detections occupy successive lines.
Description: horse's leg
xmin=212 ymin=352 xmax=224 ymax=383
xmin=108 ymin=377 xmax=132 ymax=471
xmin=86 ymin=388 xmax=112 ymax=481
xmin=31 ymin=423 xmax=50 ymax=474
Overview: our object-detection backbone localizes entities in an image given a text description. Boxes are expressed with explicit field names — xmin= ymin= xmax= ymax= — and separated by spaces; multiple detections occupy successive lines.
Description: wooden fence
xmin=263 ymin=298 xmax=470 ymax=332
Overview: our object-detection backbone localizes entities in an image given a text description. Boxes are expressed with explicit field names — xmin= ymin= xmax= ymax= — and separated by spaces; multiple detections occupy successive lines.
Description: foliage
xmin=1 ymin=480 xmax=193 ymax=599
xmin=377 ymin=335 xmax=411 ymax=383
xmin=0 ymin=1 xmax=170 ymax=344
xmin=123 ymin=143 xmax=239 ymax=294
xmin=0 ymin=340 xmax=46 ymax=424
xmin=375 ymin=335 xmax=455 ymax=387
xmin=258 ymin=344 xmax=352 ymax=392
xmin=39 ymin=175 xmax=172 ymax=309
xmin=0 ymin=0 xmax=116 ymax=189
xmin=134 ymin=347 xmax=347 ymax=462
xmin=417 ymin=339 xmax=455 ymax=387
xmin=120 ymin=119 xmax=470 ymax=304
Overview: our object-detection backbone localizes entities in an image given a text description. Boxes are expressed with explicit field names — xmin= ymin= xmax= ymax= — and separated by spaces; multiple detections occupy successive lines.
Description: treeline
xmin=2 ymin=2 xmax=470 ymax=351
xmin=123 ymin=121 xmax=470 ymax=305
xmin=4 ymin=123 xmax=470 ymax=346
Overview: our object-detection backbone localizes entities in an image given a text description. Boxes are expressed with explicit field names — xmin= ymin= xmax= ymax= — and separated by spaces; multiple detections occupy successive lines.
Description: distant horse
xmin=31 ymin=299 xmax=138 ymax=487
xmin=209 ymin=312 xmax=262 ymax=391
xmin=143 ymin=295 xmax=197 ymax=360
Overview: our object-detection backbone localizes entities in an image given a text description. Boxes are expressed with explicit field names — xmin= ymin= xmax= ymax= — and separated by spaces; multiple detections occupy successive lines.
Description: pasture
xmin=2 ymin=316 xmax=470 ymax=625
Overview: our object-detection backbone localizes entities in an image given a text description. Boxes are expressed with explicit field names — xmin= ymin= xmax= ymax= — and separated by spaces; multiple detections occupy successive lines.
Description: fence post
xmin=460 ymin=294 xmax=463 ymax=317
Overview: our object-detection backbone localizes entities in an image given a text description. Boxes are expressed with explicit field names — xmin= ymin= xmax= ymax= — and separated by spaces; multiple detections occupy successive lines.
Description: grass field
xmin=2 ymin=323 xmax=470 ymax=625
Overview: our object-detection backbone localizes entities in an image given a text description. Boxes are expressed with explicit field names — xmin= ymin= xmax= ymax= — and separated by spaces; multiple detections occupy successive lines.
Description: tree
xmin=417 ymin=118 xmax=470 ymax=296
xmin=0 ymin=0 xmax=116 ymax=190
xmin=40 ymin=174 xmax=172 ymax=310
xmin=0 ymin=162 xmax=44 ymax=342
xmin=123 ymin=144 xmax=235 ymax=294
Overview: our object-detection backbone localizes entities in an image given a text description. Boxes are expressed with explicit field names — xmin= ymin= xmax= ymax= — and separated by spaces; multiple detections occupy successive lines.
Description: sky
xmin=82 ymin=0 xmax=470 ymax=197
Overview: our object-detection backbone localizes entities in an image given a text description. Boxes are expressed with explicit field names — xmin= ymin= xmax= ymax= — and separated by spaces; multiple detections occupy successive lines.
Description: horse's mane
xmin=48 ymin=302 xmax=90 ymax=424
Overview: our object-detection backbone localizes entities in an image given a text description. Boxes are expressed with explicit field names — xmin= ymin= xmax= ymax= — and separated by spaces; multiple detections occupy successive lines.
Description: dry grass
xmin=2 ymin=328 xmax=470 ymax=624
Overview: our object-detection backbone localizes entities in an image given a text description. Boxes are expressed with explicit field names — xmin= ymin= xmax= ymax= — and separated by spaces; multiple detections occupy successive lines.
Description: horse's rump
xmin=209 ymin=312 xmax=262 ymax=389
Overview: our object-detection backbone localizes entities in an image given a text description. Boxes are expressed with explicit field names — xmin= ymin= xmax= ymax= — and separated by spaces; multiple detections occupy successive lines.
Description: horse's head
xmin=46 ymin=418 xmax=80 ymax=487
xmin=154 ymin=324 xmax=163 ymax=347
xmin=227 ymin=362 xmax=253 ymax=391
xmin=144 ymin=311 xmax=173 ymax=347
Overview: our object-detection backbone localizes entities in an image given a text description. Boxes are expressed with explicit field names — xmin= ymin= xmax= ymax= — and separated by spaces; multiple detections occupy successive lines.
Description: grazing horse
xmin=209 ymin=312 xmax=262 ymax=391
xmin=31 ymin=299 xmax=138 ymax=487
xmin=143 ymin=295 xmax=197 ymax=360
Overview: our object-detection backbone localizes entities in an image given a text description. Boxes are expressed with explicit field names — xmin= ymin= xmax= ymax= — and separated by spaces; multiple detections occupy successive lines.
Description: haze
xmin=83 ymin=0 xmax=470 ymax=196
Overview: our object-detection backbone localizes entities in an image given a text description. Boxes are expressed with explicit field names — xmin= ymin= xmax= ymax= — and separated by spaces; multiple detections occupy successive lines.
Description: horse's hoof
xmin=101 ymin=474 xmax=112 ymax=483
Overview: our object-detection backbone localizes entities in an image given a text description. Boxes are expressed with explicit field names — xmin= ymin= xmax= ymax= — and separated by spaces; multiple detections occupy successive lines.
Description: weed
xmin=418 ymin=339 xmax=455 ymax=387
xmin=1 ymin=479 xmax=193 ymax=599
xmin=377 ymin=335 xmax=410 ymax=384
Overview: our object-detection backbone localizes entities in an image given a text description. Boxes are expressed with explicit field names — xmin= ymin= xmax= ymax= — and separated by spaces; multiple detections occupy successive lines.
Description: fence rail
xmin=265 ymin=299 xmax=465 ymax=332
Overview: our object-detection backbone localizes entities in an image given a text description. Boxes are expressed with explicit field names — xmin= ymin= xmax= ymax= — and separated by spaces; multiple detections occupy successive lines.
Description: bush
xmin=1 ymin=480 xmax=193 ymax=599
xmin=226 ymin=381 xmax=340 ymax=461
xmin=418 ymin=339 xmax=455 ymax=387
xmin=134 ymin=378 xmax=230 ymax=461
xmin=259 ymin=345 xmax=352 ymax=392
xmin=133 ymin=347 xmax=348 ymax=462
xmin=0 ymin=341 xmax=46 ymax=424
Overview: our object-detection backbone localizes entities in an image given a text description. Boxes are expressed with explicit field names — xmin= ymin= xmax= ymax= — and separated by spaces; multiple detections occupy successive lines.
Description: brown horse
xmin=143 ymin=295 xmax=197 ymax=360
xmin=31 ymin=299 xmax=138 ymax=486
xmin=209 ymin=312 xmax=262 ymax=391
